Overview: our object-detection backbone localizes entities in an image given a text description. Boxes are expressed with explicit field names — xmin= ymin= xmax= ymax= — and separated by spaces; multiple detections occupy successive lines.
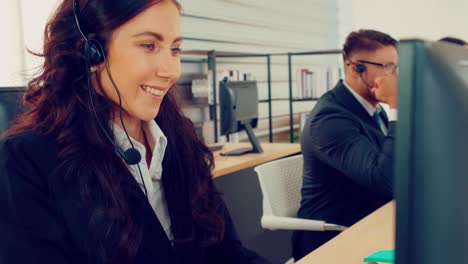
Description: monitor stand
xmin=220 ymin=121 xmax=264 ymax=156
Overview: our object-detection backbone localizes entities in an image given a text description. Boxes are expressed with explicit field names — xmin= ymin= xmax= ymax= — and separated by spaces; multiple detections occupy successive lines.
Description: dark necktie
xmin=372 ymin=111 xmax=381 ymax=128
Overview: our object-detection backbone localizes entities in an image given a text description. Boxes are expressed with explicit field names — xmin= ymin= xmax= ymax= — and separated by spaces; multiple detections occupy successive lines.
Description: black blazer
xmin=298 ymin=80 xmax=395 ymax=227
xmin=0 ymin=130 xmax=270 ymax=264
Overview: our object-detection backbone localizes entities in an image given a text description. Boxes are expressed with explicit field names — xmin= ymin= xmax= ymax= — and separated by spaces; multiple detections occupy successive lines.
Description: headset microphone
xmin=75 ymin=0 xmax=142 ymax=166
xmin=120 ymin=148 xmax=142 ymax=165
xmin=84 ymin=43 xmax=142 ymax=166
xmin=74 ymin=0 xmax=147 ymax=197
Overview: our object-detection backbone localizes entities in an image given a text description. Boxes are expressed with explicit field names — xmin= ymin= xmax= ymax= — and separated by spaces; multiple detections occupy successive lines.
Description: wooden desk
xmin=212 ymin=143 xmax=301 ymax=178
xmin=297 ymin=201 xmax=395 ymax=264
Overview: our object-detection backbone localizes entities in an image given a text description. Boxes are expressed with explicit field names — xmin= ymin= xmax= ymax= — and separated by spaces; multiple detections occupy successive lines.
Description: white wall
xmin=0 ymin=0 xmax=25 ymax=86
xmin=20 ymin=0 xmax=62 ymax=77
xmin=179 ymin=0 xmax=340 ymax=53
xmin=178 ymin=0 xmax=342 ymax=141
xmin=339 ymin=0 xmax=468 ymax=43
xmin=0 ymin=0 xmax=60 ymax=87
xmin=178 ymin=0 xmax=342 ymax=109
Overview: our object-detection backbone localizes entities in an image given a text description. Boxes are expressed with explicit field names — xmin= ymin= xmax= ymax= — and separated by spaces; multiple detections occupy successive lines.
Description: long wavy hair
xmin=3 ymin=0 xmax=224 ymax=263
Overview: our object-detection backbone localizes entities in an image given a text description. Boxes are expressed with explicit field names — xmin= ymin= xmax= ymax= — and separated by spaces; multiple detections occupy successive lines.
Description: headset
xmin=73 ymin=0 xmax=148 ymax=198
xmin=343 ymin=50 xmax=372 ymax=88
xmin=354 ymin=63 xmax=366 ymax=74
xmin=354 ymin=63 xmax=373 ymax=87
xmin=72 ymin=0 xmax=103 ymax=66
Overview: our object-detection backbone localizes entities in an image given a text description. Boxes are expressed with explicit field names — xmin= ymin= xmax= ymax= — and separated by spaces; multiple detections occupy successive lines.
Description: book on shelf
xmin=299 ymin=112 xmax=311 ymax=132
xmin=182 ymin=70 xmax=255 ymax=143
xmin=295 ymin=66 xmax=342 ymax=100
xmin=205 ymin=69 xmax=254 ymax=105
xmin=191 ymin=78 xmax=209 ymax=104
xmin=326 ymin=66 xmax=342 ymax=91
xmin=188 ymin=70 xmax=227 ymax=106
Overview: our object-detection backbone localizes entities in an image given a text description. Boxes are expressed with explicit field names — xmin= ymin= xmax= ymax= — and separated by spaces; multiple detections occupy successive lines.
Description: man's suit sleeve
xmin=305 ymin=113 xmax=395 ymax=199
xmin=0 ymin=139 xmax=74 ymax=264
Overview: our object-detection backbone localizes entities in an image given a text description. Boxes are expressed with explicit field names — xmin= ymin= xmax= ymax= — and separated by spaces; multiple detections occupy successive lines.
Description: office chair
xmin=254 ymin=154 xmax=347 ymax=232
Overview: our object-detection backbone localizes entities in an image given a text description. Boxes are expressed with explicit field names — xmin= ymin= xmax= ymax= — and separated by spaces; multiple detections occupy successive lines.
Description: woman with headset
xmin=0 ymin=0 xmax=269 ymax=263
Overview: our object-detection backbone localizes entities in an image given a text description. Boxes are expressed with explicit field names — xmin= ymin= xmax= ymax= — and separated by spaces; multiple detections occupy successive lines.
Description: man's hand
xmin=371 ymin=74 xmax=398 ymax=108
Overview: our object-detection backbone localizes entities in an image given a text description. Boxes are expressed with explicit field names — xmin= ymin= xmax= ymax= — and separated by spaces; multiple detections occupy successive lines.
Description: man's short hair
xmin=439 ymin=37 xmax=467 ymax=46
xmin=342 ymin=29 xmax=397 ymax=61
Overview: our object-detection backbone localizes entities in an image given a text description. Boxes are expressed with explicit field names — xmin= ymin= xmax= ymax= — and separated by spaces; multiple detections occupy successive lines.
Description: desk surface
xmin=297 ymin=200 xmax=395 ymax=264
xmin=212 ymin=143 xmax=301 ymax=178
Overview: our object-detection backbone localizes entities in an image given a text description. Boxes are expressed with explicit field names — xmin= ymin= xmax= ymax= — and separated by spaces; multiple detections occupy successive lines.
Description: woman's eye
xmin=141 ymin=43 xmax=155 ymax=51
xmin=171 ymin=47 xmax=182 ymax=54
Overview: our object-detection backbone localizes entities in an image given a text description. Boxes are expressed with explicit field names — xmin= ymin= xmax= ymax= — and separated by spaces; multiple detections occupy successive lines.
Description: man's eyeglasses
xmin=355 ymin=59 xmax=399 ymax=75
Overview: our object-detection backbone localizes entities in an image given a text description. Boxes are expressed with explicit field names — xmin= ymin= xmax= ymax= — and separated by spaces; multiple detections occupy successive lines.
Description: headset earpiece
xmin=85 ymin=41 xmax=104 ymax=66
xmin=354 ymin=63 xmax=366 ymax=74
xmin=74 ymin=0 xmax=104 ymax=66
xmin=74 ymin=0 xmax=145 ymax=198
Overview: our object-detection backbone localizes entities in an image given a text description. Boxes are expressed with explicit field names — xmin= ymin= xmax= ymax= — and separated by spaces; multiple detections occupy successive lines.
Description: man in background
xmin=439 ymin=36 xmax=468 ymax=48
xmin=292 ymin=29 xmax=398 ymax=260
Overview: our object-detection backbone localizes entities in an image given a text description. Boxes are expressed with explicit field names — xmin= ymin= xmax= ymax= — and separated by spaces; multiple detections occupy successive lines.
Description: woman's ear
xmin=90 ymin=62 xmax=105 ymax=73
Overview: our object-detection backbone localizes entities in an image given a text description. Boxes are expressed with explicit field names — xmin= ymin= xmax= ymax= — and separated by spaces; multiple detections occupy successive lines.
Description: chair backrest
xmin=255 ymin=154 xmax=304 ymax=218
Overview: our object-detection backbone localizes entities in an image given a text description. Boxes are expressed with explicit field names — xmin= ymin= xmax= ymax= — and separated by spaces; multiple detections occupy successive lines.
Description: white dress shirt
xmin=343 ymin=81 xmax=398 ymax=135
xmin=112 ymin=121 xmax=173 ymax=240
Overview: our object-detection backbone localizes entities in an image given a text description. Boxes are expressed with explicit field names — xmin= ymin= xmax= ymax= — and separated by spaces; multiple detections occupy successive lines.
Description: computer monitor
xmin=219 ymin=78 xmax=263 ymax=156
xmin=0 ymin=87 xmax=26 ymax=134
xmin=395 ymin=40 xmax=468 ymax=263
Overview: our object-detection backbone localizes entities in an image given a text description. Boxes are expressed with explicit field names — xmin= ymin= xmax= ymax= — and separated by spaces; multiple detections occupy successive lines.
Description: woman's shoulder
xmin=2 ymin=129 xmax=57 ymax=153
xmin=1 ymin=129 xmax=59 ymax=174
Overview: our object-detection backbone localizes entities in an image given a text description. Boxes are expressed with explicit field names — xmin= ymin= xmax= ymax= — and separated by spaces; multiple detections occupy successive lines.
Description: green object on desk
xmin=363 ymin=249 xmax=395 ymax=263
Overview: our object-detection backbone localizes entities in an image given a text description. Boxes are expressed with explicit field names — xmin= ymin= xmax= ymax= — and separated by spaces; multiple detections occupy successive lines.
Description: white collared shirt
xmin=112 ymin=121 xmax=173 ymax=240
xmin=343 ymin=81 xmax=398 ymax=135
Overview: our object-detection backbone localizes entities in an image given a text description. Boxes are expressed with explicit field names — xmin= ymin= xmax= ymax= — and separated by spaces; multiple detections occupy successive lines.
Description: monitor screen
xmin=0 ymin=87 xmax=26 ymax=134
xmin=395 ymin=40 xmax=468 ymax=264
xmin=219 ymin=80 xmax=259 ymax=135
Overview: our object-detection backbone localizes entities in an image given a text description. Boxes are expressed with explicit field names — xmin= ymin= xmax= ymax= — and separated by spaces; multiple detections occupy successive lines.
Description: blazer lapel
xmin=332 ymin=81 xmax=377 ymax=128
xmin=331 ymin=81 xmax=386 ymax=146
xmin=54 ymin=164 xmax=175 ymax=263
xmin=121 ymin=169 xmax=175 ymax=262
xmin=126 ymin=181 xmax=175 ymax=263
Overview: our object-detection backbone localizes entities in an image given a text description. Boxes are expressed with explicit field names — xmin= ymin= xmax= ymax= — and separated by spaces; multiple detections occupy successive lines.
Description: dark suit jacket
xmin=0 ymin=130 xmax=269 ymax=264
xmin=298 ymin=80 xmax=395 ymax=228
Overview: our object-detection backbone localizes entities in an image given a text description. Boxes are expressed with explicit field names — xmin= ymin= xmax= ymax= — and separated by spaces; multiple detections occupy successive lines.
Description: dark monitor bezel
xmin=395 ymin=39 xmax=468 ymax=264
xmin=219 ymin=79 xmax=259 ymax=136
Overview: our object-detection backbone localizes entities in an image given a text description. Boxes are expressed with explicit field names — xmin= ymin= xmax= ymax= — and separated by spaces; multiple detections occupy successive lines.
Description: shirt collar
xmin=144 ymin=120 xmax=168 ymax=164
xmin=343 ymin=80 xmax=380 ymax=116
xmin=111 ymin=120 xmax=167 ymax=180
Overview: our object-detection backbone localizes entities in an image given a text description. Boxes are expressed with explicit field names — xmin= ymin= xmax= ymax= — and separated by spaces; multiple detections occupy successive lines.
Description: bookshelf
xmin=181 ymin=49 xmax=343 ymax=144
xmin=181 ymin=50 xmax=273 ymax=143
xmin=291 ymin=98 xmax=320 ymax=102
xmin=287 ymin=49 xmax=343 ymax=142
